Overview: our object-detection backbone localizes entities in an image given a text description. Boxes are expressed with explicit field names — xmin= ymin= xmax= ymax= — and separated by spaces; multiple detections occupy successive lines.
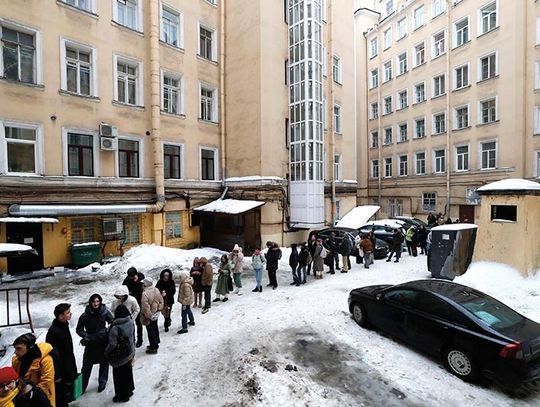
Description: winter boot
xmin=252 ymin=287 xmax=259 ymax=292
xmin=259 ymin=286 xmax=262 ymax=293
xmin=136 ymin=337 xmax=143 ymax=348
xmin=164 ymin=317 xmax=171 ymax=332
xmin=237 ymin=289 xmax=243 ymax=296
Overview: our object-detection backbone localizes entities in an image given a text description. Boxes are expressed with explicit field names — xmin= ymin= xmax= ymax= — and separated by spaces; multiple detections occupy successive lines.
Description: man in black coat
xmin=46 ymin=303 xmax=77 ymax=407
xmin=265 ymin=241 xmax=282 ymax=289
xmin=122 ymin=267 xmax=145 ymax=347
xmin=386 ymin=229 xmax=404 ymax=263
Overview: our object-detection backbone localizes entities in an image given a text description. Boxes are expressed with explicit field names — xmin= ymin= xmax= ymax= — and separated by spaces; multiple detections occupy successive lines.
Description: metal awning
xmin=9 ymin=204 xmax=148 ymax=216
xmin=193 ymin=199 xmax=265 ymax=215
xmin=0 ymin=217 xmax=59 ymax=224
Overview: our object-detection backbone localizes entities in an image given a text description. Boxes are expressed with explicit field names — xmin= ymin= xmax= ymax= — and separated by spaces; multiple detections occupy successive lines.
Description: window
xmin=479 ymin=52 xmax=497 ymax=81
xmin=114 ymin=56 xmax=142 ymax=106
xmin=414 ymin=82 xmax=425 ymax=103
xmin=537 ymin=17 xmax=540 ymax=46
xmin=535 ymin=106 xmax=540 ymax=134
xmin=386 ymin=0 xmax=394 ymax=15
xmin=334 ymin=154 xmax=342 ymax=181
xmin=432 ymin=31 xmax=446 ymax=58
xmin=455 ymin=145 xmax=469 ymax=171
xmin=432 ymin=0 xmax=446 ymax=18
xmin=454 ymin=17 xmax=469 ymax=47
xmin=122 ymin=215 xmax=140 ymax=245
xmin=454 ymin=64 xmax=469 ymax=89
xmin=399 ymin=123 xmax=408 ymax=142
xmin=0 ymin=25 xmax=37 ymax=84
xmin=536 ymin=151 xmax=540 ymax=178
xmin=383 ymin=28 xmax=392 ymax=49
xmin=62 ymin=0 xmax=92 ymax=12
xmin=384 ymin=127 xmax=393 ymax=145
xmin=423 ymin=192 xmax=436 ymax=211
xmin=397 ymin=52 xmax=407 ymax=75
xmin=164 ymin=143 xmax=182 ymax=179
xmin=371 ymin=159 xmax=379 ymax=178
xmin=67 ymin=133 xmax=94 ymax=176
xmin=399 ymin=155 xmax=408 ymax=176
xmin=434 ymin=149 xmax=446 ymax=173
xmin=383 ymin=96 xmax=393 ymax=115
xmin=433 ymin=74 xmax=445 ymax=97
xmin=200 ymin=147 xmax=217 ymax=180
xmin=370 ymin=130 xmax=379 ymax=148
xmin=200 ymin=83 xmax=217 ymax=122
xmin=60 ymin=39 xmax=95 ymax=96
xmin=535 ymin=62 xmax=540 ymax=90
xmin=162 ymin=72 xmax=182 ymax=115
xmin=332 ymin=55 xmax=341 ymax=84
xmin=384 ymin=157 xmax=393 ymax=178
xmin=397 ymin=18 xmax=407 ymax=40
xmin=334 ymin=104 xmax=342 ymax=133
xmin=398 ymin=90 xmax=408 ymax=110
xmin=388 ymin=199 xmax=404 ymax=217
xmin=433 ymin=112 xmax=446 ymax=134
xmin=71 ymin=218 xmax=95 ymax=244
xmin=114 ymin=0 xmax=140 ymax=31
xmin=455 ymin=105 xmax=469 ymax=129
xmin=414 ymin=42 xmax=425 ymax=67
xmin=370 ymin=68 xmax=378 ymax=89
xmin=1 ymin=123 xmax=40 ymax=174
xmin=413 ymin=5 xmax=425 ymax=30
xmin=479 ymin=97 xmax=497 ymax=124
xmin=370 ymin=37 xmax=378 ymax=58
xmin=490 ymin=205 xmax=516 ymax=222
xmin=118 ymin=139 xmax=139 ymax=178
xmin=383 ymin=61 xmax=392 ymax=82
xmin=416 ymin=152 xmax=426 ymax=174
xmin=161 ymin=4 xmax=181 ymax=47
xmin=199 ymin=24 xmax=215 ymax=61
xmin=480 ymin=141 xmax=497 ymax=169
xmin=165 ymin=212 xmax=182 ymax=239
xmin=479 ymin=2 xmax=497 ymax=35
xmin=414 ymin=118 xmax=426 ymax=138
xmin=370 ymin=102 xmax=379 ymax=119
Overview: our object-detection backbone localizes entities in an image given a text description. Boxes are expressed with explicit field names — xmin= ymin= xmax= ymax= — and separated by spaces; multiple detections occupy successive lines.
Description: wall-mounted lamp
xmin=50 ymin=114 xmax=57 ymax=121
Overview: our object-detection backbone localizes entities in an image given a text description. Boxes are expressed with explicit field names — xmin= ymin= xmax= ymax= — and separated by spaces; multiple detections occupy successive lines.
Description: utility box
xmin=71 ymin=242 xmax=102 ymax=268
xmin=428 ymin=224 xmax=477 ymax=280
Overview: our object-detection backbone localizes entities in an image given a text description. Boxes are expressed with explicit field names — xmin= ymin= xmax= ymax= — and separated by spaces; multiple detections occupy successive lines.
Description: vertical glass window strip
xmin=455 ymin=106 xmax=469 ymax=128
xmin=416 ymin=152 xmax=426 ymax=174
xmin=384 ymin=157 xmax=393 ymax=177
xmin=415 ymin=42 xmax=425 ymax=66
xmin=399 ymin=155 xmax=408 ymax=176
xmin=65 ymin=0 xmax=91 ymax=11
xmin=398 ymin=52 xmax=407 ymax=74
xmin=200 ymin=86 xmax=214 ymax=121
xmin=434 ymin=149 xmax=446 ymax=173
xmin=415 ymin=118 xmax=425 ymax=138
xmin=1 ymin=27 xmax=35 ymax=83
xmin=371 ymin=159 xmax=379 ymax=178
xmin=164 ymin=144 xmax=181 ymax=179
xmin=165 ymin=212 xmax=182 ymax=239
xmin=199 ymin=26 xmax=213 ymax=60
xmin=163 ymin=76 xmax=180 ymax=114
xmin=5 ymin=126 xmax=36 ymax=173
xmin=456 ymin=145 xmax=469 ymax=171
xmin=117 ymin=0 xmax=137 ymax=30
xmin=67 ymin=133 xmax=93 ymax=176
xmin=413 ymin=6 xmax=424 ymax=29
xmin=201 ymin=148 xmax=215 ymax=180
xmin=481 ymin=141 xmax=496 ymax=169
xmin=480 ymin=98 xmax=496 ymax=124
xmin=162 ymin=8 xmax=179 ymax=46
xmin=480 ymin=54 xmax=496 ymax=80
xmin=433 ymin=31 xmax=445 ymax=57
xmin=371 ymin=131 xmax=379 ymax=148
xmin=455 ymin=18 xmax=469 ymax=47
xmin=481 ymin=2 xmax=497 ymax=34
xmin=455 ymin=65 xmax=468 ymax=89
xmin=399 ymin=123 xmax=407 ymax=142
xmin=66 ymin=47 xmax=91 ymax=95
xmin=117 ymin=62 xmax=137 ymax=105
xmin=415 ymin=82 xmax=425 ymax=103
xmin=118 ymin=139 xmax=139 ymax=177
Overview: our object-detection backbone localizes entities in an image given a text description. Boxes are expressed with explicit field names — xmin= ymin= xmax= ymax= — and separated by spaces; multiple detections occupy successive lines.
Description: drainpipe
xmin=328 ymin=0 xmax=336 ymax=224
xmin=375 ymin=26 xmax=382 ymax=210
xmin=219 ymin=0 xmax=227 ymax=185
xmin=445 ymin=0 xmax=451 ymax=216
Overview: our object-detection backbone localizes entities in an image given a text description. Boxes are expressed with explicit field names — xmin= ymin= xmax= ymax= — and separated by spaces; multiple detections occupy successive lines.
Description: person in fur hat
xmin=177 ymin=272 xmax=195 ymax=334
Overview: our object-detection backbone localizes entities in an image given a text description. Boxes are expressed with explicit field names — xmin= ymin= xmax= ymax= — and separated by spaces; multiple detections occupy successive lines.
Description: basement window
xmin=490 ymin=205 xmax=517 ymax=222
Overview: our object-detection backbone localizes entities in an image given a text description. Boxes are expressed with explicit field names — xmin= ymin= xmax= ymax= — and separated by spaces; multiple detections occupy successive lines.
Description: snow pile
xmin=477 ymin=178 xmax=540 ymax=191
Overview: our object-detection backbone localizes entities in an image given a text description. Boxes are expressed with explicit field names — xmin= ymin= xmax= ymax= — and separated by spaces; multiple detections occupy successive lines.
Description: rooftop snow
xmin=477 ymin=178 xmax=540 ymax=192
xmin=431 ymin=224 xmax=478 ymax=231
xmin=0 ymin=243 xmax=35 ymax=253
xmin=194 ymin=199 xmax=265 ymax=214
xmin=336 ymin=205 xmax=380 ymax=229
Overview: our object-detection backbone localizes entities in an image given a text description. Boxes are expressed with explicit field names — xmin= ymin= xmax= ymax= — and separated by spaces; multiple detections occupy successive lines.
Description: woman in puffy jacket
xmin=177 ymin=272 xmax=195 ymax=334
xmin=155 ymin=269 xmax=176 ymax=332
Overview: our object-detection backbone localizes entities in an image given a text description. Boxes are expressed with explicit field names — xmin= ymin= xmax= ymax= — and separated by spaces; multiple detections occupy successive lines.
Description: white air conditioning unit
xmin=100 ymin=136 xmax=117 ymax=151
xmin=99 ymin=123 xmax=118 ymax=138
xmin=102 ymin=218 xmax=124 ymax=238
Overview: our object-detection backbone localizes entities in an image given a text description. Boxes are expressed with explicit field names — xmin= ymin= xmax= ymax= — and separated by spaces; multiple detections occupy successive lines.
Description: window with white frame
xmin=414 ymin=82 xmax=425 ymax=103
xmin=164 ymin=143 xmax=182 ymax=179
xmin=383 ymin=28 xmax=392 ymax=49
xmin=332 ymin=55 xmax=341 ymax=84
xmin=416 ymin=152 xmax=426 ymax=174
xmin=384 ymin=127 xmax=393 ymax=145
xmin=398 ymin=90 xmax=408 ymax=110
xmin=383 ymin=60 xmax=392 ymax=82
xmin=454 ymin=64 xmax=469 ymax=89
xmin=414 ymin=118 xmax=426 ymax=138
xmin=432 ymin=31 xmax=445 ymax=58
xmin=1 ymin=122 xmax=41 ymax=174
xmin=414 ymin=42 xmax=425 ymax=66
xmin=386 ymin=0 xmax=394 ymax=15
xmin=479 ymin=52 xmax=497 ymax=81
xmin=536 ymin=151 xmax=540 ymax=178
xmin=118 ymin=138 xmax=140 ymax=178
xmin=480 ymin=140 xmax=497 ymax=169
xmin=383 ymin=96 xmax=393 ymax=115
xmin=399 ymin=123 xmax=408 ymax=142
xmin=199 ymin=24 xmax=215 ymax=61
xmin=422 ymin=192 xmax=436 ymax=211
xmin=370 ymin=68 xmax=378 ymax=89
xmin=479 ymin=2 xmax=497 ymax=35
xmin=371 ymin=159 xmax=379 ymax=178
xmin=454 ymin=105 xmax=469 ymax=129
xmin=62 ymin=0 xmax=93 ymax=12
xmin=162 ymin=71 xmax=182 ymax=115
xmin=67 ymin=132 xmax=94 ymax=176
xmin=433 ymin=112 xmax=446 ymax=134
xmin=114 ymin=55 xmax=143 ymax=106
xmin=333 ymin=104 xmax=342 ymax=133
xmin=200 ymin=83 xmax=217 ymax=122
xmin=334 ymin=154 xmax=342 ymax=181
xmin=370 ymin=101 xmax=379 ymax=119
xmin=432 ymin=74 xmax=445 ymax=97
xmin=432 ymin=0 xmax=446 ymax=18
xmin=413 ymin=5 xmax=425 ymax=30
xmin=200 ymin=147 xmax=217 ymax=180
xmin=397 ymin=52 xmax=407 ymax=75
xmin=535 ymin=106 xmax=540 ymax=134
xmin=434 ymin=149 xmax=446 ymax=173
xmin=537 ymin=17 xmax=540 ymax=46
xmin=535 ymin=61 xmax=540 ymax=90
xmin=455 ymin=144 xmax=469 ymax=171
xmin=479 ymin=97 xmax=497 ymax=124
xmin=370 ymin=131 xmax=379 ymax=148
xmin=397 ymin=18 xmax=407 ymax=40
xmin=454 ymin=17 xmax=469 ymax=47
xmin=114 ymin=0 xmax=141 ymax=31
xmin=0 ymin=23 xmax=38 ymax=84
xmin=399 ymin=155 xmax=408 ymax=176
xmin=370 ymin=37 xmax=378 ymax=58
xmin=161 ymin=4 xmax=181 ymax=48
xmin=61 ymin=39 xmax=95 ymax=96
xmin=384 ymin=157 xmax=393 ymax=177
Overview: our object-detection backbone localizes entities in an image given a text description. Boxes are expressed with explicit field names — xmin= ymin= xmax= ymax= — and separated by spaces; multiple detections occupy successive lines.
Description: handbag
xmin=72 ymin=373 xmax=83 ymax=401
xmin=227 ymin=274 xmax=233 ymax=291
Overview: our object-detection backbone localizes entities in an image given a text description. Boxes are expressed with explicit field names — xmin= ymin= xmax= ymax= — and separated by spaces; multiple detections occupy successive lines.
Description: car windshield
xmin=460 ymin=294 xmax=524 ymax=330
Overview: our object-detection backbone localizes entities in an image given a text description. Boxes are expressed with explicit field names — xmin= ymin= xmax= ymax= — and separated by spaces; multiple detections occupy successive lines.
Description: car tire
xmin=351 ymin=303 xmax=368 ymax=327
xmin=442 ymin=346 xmax=479 ymax=382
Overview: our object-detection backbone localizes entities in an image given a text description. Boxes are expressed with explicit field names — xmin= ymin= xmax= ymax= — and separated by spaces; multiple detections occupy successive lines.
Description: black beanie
xmin=114 ymin=304 xmax=130 ymax=319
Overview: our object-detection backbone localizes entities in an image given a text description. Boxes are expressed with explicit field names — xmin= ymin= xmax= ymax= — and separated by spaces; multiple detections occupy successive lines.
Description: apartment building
xmin=0 ymin=0 xmax=356 ymax=272
xmin=355 ymin=0 xmax=540 ymax=222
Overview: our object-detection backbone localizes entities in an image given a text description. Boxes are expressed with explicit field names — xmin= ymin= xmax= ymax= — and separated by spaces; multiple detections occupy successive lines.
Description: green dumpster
xmin=71 ymin=242 xmax=102 ymax=268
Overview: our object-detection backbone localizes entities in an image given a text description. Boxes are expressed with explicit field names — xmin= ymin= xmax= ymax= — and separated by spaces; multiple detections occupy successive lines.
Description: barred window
xmin=166 ymin=212 xmax=182 ymax=239
xmin=71 ymin=217 xmax=95 ymax=244
xmin=122 ymin=215 xmax=140 ymax=244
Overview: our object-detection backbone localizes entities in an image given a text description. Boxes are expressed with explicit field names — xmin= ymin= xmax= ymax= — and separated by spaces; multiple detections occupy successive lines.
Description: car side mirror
xmin=376 ymin=293 xmax=383 ymax=301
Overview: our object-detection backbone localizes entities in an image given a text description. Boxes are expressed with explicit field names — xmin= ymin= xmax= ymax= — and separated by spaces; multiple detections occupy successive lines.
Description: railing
xmin=0 ymin=287 xmax=34 ymax=332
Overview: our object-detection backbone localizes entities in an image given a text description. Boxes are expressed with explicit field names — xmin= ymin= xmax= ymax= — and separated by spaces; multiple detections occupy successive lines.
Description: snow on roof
xmin=0 ymin=217 xmax=58 ymax=223
xmin=362 ymin=219 xmax=405 ymax=228
xmin=224 ymin=176 xmax=284 ymax=184
xmin=477 ymin=178 xmax=540 ymax=192
xmin=194 ymin=199 xmax=265 ymax=214
xmin=336 ymin=205 xmax=380 ymax=228
xmin=0 ymin=243 xmax=35 ymax=253
xmin=431 ymin=223 xmax=478 ymax=231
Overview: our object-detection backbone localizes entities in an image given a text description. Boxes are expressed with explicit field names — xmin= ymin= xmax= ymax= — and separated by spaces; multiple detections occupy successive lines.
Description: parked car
xmin=358 ymin=219 xmax=407 ymax=246
xmin=391 ymin=216 xmax=430 ymax=230
xmin=313 ymin=227 xmax=389 ymax=260
xmin=348 ymin=279 xmax=540 ymax=384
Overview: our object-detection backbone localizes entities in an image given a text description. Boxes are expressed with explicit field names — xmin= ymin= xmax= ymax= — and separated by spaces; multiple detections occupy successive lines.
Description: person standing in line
xmin=339 ymin=234 xmax=353 ymax=273
xmin=405 ymin=226 xmax=417 ymax=256
xmin=45 ymin=303 xmax=77 ymax=407
xmin=76 ymin=294 xmax=113 ymax=394
xmin=0 ymin=366 xmax=52 ymax=407
xmin=155 ymin=269 xmax=176 ymax=332
xmin=324 ymin=232 xmax=339 ymax=274
xmin=199 ymin=257 xmax=214 ymax=313
xmin=289 ymin=243 xmax=300 ymax=286
xmin=177 ymin=272 xmax=195 ymax=334
xmin=312 ymin=238 xmax=325 ymax=279
xmin=140 ymin=277 xmax=164 ymax=355
xmin=359 ymin=235 xmax=374 ymax=269
xmin=386 ymin=229 xmax=404 ymax=263
xmin=265 ymin=241 xmax=282 ymax=289
xmin=104 ymin=304 xmax=135 ymax=404
xmin=214 ymin=254 xmax=232 ymax=302
xmin=306 ymin=234 xmax=317 ymax=276
xmin=415 ymin=226 xmax=428 ymax=255
xmin=251 ymin=247 xmax=265 ymax=292
xmin=297 ymin=243 xmax=311 ymax=284
xmin=229 ymin=244 xmax=244 ymax=295
xmin=122 ymin=267 xmax=145 ymax=348
xmin=189 ymin=258 xmax=203 ymax=308
xmin=111 ymin=286 xmax=140 ymax=323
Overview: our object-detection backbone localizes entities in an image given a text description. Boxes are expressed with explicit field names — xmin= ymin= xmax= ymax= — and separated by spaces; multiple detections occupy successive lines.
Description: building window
xmin=399 ymin=123 xmax=408 ymax=142
xmin=454 ymin=64 xmax=469 ymax=89
xmin=61 ymin=39 xmax=95 ymax=96
xmin=334 ymin=154 xmax=342 ymax=181
xmin=422 ymin=192 xmax=436 ymax=211
xmin=535 ymin=61 xmax=540 ymax=90
xmin=480 ymin=141 xmax=497 ymax=169
xmin=431 ymin=0 xmax=446 ymax=18
xmin=164 ymin=143 xmax=182 ymax=179
xmin=370 ymin=37 xmax=378 ymax=58
xmin=332 ymin=55 xmax=341 ymax=84
xmin=454 ymin=105 xmax=469 ymax=129
xmin=384 ymin=127 xmax=393 ymax=145
xmin=433 ymin=74 xmax=446 ymax=97
xmin=386 ymin=0 xmax=394 ymax=15
xmin=414 ymin=118 xmax=426 ymax=138
xmin=162 ymin=72 xmax=182 ymax=115
xmin=399 ymin=155 xmax=408 ymax=176
xmin=122 ymin=215 xmax=140 ymax=245
xmin=199 ymin=24 xmax=215 ymax=61
xmin=414 ymin=82 xmax=425 ymax=103
xmin=62 ymin=0 xmax=92 ymax=12
xmin=414 ymin=42 xmax=425 ymax=66
xmin=479 ymin=98 xmax=497 ymax=124
xmin=454 ymin=17 xmax=469 ymax=47
xmin=114 ymin=0 xmax=140 ymax=31
xmin=397 ymin=52 xmax=407 ymax=75
xmin=1 ymin=124 xmax=39 ymax=174
xmin=479 ymin=2 xmax=497 ymax=35
xmin=370 ymin=68 xmax=378 ymax=89
xmin=434 ymin=149 xmax=446 ymax=173
xmin=370 ymin=102 xmax=379 ymax=119
xmin=371 ymin=159 xmax=379 ymax=178
xmin=161 ymin=4 xmax=181 ymax=47
xmin=370 ymin=130 xmax=379 ymax=148
xmin=432 ymin=31 xmax=446 ymax=58
xmin=67 ymin=133 xmax=94 ymax=176
xmin=383 ymin=61 xmax=392 ymax=82
xmin=114 ymin=55 xmax=143 ymax=106
xmin=413 ymin=5 xmax=425 ymax=30
xmin=479 ymin=52 xmax=497 ymax=81
xmin=384 ymin=157 xmax=393 ymax=178
xmin=333 ymin=104 xmax=342 ymax=133
xmin=397 ymin=18 xmax=407 ymax=40
xmin=398 ymin=90 xmax=408 ymax=110
xmin=200 ymin=147 xmax=217 ymax=180
xmin=433 ymin=112 xmax=446 ymax=134
xmin=455 ymin=145 xmax=469 ymax=171
xmin=536 ymin=151 xmax=540 ymax=178
xmin=383 ymin=96 xmax=393 ymax=115
xmin=0 ymin=25 xmax=37 ymax=84
xmin=535 ymin=106 xmax=540 ymax=134
xmin=389 ymin=199 xmax=404 ymax=217
xmin=165 ymin=212 xmax=182 ymax=239
xmin=71 ymin=218 xmax=95 ymax=244
xmin=416 ymin=152 xmax=426 ymax=174
xmin=490 ymin=205 xmax=516 ymax=222
xmin=118 ymin=139 xmax=139 ymax=178
xmin=383 ymin=28 xmax=392 ymax=49
xmin=200 ymin=83 xmax=217 ymax=122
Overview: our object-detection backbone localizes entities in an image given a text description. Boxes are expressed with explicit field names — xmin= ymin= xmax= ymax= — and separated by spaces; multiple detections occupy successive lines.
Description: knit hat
xmin=12 ymin=333 xmax=36 ymax=347
xmin=114 ymin=304 xmax=130 ymax=319
xmin=142 ymin=277 xmax=154 ymax=287
xmin=0 ymin=367 xmax=18 ymax=384
xmin=114 ymin=286 xmax=129 ymax=296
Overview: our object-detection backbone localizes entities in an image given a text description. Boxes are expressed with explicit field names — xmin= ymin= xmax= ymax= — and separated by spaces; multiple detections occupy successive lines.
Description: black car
xmin=348 ymin=279 xmax=540 ymax=384
xmin=390 ymin=216 xmax=430 ymax=230
xmin=314 ymin=227 xmax=389 ymax=260
xmin=358 ymin=220 xmax=407 ymax=247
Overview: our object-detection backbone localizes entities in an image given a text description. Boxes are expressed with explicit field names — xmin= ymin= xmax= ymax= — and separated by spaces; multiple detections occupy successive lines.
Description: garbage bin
xmin=428 ymin=224 xmax=477 ymax=280
xmin=71 ymin=242 xmax=102 ymax=268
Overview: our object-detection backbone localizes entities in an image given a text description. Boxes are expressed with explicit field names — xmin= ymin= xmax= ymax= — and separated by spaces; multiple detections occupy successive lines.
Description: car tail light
xmin=499 ymin=342 xmax=523 ymax=359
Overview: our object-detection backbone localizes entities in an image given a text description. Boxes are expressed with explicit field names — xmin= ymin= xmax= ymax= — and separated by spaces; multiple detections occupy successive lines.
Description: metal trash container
xmin=71 ymin=242 xmax=102 ymax=268
xmin=428 ymin=224 xmax=477 ymax=280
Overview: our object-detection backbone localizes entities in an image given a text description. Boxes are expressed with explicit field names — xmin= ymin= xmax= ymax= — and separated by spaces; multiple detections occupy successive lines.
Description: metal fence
xmin=0 ymin=287 xmax=34 ymax=332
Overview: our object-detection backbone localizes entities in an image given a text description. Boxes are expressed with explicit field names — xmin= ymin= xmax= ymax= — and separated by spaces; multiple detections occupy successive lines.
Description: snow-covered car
xmin=348 ymin=279 xmax=540 ymax=384
xmin=0 ymin=243 xmax=38 ymax=258
xmin=313 ymin=227 xmax=389 ymax=260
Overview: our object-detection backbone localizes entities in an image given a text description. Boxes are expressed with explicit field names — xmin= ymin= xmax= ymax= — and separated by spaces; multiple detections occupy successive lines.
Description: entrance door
xmin=459 ymin=205 xmax=475 ymax=223
xmin=6 ymin=223 xmax=44 ymax=273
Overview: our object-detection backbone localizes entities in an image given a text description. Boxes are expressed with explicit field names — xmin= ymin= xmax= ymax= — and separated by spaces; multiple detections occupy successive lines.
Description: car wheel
xmin=442 ymin=347 xmax=479 ymax=382
xmin=351 ymin=303 xmax=368 ymax=327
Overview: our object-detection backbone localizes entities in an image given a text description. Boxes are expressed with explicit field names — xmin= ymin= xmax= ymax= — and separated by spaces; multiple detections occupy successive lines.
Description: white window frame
xmin=383 ymin=28 xmax=392 ymax=50
xmin=113 ymin=53 xmax=144 ymax=106
xmin=115 ymin=134 xmax=144 ymax=178
xmin=162 ymin=141 xmax=184 ymax=179
xmin=415 ymin=151 xmax=426 ymax=174
xmin=537 ymin=17 xmax=540 ymax=46
xmin=479 ymin=140 xmax=497 ymax=170
xmin=383 ymin=60 xmax=392 ymax=82
xmin=160 ymin=69 xmax=183 ymax=115
xmin=384 ymin=157 xmax=393 ymax=178
xmin=455 ymin=143 xmax=470 ymax=172
xmin=332 ymin=55 xmax=342 ymax=84
xmin=432 ymin=74 xmax=446 ymax=98
xmin=535 ymin=61 xmax=540 ymax=90
xmin=370 ymin=130 xmax=379 ymax=148
xmin=414 ymin=41 xmax=425 ymax=67
xmin=454 ymin=63 xmax=470 ymax=90
xmin=422 ymin=192 xmax=437 ymax=211
xmin=478 ymin=1 xmax=498 ymax=36
xmin=397 ymin=18 xmax=407 ymax=40
xmin=397 ymin=52 xmax=407 ymax=75
xmin=453 ymin=16 xmax=470 ymax=48
xmin=198 ymin=22 xmax=217 ymax=62
xmin=369 ymin=37 xmax=378 ymax=58
xmin=61 ymin=127 xmax=100 ymax=177
xmin=432 ymin=111 xmax=446 ymax=134
xmin=199 ymin=81 xmax=218 ymax=122
xmin=535 ymin=106 xmax=540 ymax=134
xmin=199 ymin=146 xmax=219 ymax=181
xmin=398 ymin=122 xmax=408 ymax=142
xmin=333 ymin=103 xmax=342 ymax=133
xmin=414 ymin=117 xmax=426 ymax=138
xmin=385 ymin=0 xmax=394 ymax=16
xmin=478 ymin=51 xmax=498 ymax=81
xmin=160 ymin=2 xmax=183 ymax=49
xmin=383 ymin=127 xmax=393 ymax=145
xmin=432 ymin=30 xmax=446 ymax=58
xmin=535 ymin=150 xmax=540 ymax=178
xmin=431 ymin=0 xmax=446 ymax=19
xmin=454 ymin=104 xmax=470 ymax=129
xmin=370 ymin=101 xmax=379 ymax=119
xmin=370 ymin=68 xmax=378 ymax=89
xmin=60 ymin=0 xmax=96 ymax=13
xmin=0 ymin=119 xmax=43 ymax=175
xmin=112 ymin=0 xmax=143 ymax=32
xmin=398 ymin=155 xmax=408 ymax=176
xmin=59 ymin=37 xmax=98 ymax=97
xmin=371 ymin=159 xmax=379 ymax=178
xmin=478 ymin=96 xmax=498 ymax=125
xmin=414 ymin=82 xmax=425 ymax=104
xmin=398 ymin=90 xmax=408 ymax=110
xmin=413 ymin=5 xmax=425 ymax=30
xmin=334 ymin=154 xmax=342 ymax=181
xmin=433 ymin=149 xmax=446 ymax=173
xmin=383 ymin=96 xmax=393 ymax=115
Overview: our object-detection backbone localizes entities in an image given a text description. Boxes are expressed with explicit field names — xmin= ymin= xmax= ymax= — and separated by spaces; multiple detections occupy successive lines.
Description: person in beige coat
xmin=140 ymin=277 xmax=164 ymax=354
xmin=177 ymin=272 xmax=195 ymax=334
xmin=199 ymin=257 xmax=214 ymax=314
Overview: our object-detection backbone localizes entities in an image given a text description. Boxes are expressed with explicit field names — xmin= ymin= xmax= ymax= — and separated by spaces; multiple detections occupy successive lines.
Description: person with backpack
xmin=289 ymin=244 xmax=300 ymax=286
xmin=297 ymin=243 xmax=312 ymax=284
xmin=45 ymin=303 xmax=77 ymax=407
xmin=251 ymin=248 xmax=265 ymax=292
xmin=265 ymin=241 xmax=282 ymax=289
xmin=122 ymin=267 xmax=145 ymax=348
xmin=155 ymin=269 xmax=176 ymax=332
xmin=0 ymin=366 xmax=52 ymax=407
xmin=312 ymin=238 xmax=325 ymax=279
xmin=104 ymin=304 xmax=135 ymax=404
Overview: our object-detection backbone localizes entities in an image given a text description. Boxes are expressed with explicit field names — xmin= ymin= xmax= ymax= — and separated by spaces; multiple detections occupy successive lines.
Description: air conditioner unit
xmin=99 ymin=123 xmax=118 ymax=138
xmin=102 ymin=218 xmax=124 ymax=239
xmin=100 ymin=136 xmax=117 ymax=151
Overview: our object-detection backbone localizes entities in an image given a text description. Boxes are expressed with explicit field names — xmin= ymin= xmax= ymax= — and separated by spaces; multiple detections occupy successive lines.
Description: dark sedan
xmin=348 ymin=279 xmax=540 ymax=384
xmin=314 ymin=227 xmax=389 ymax=260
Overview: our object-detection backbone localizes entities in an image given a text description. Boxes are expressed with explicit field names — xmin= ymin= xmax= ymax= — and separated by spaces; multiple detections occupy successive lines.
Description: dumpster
xmin=428 ymin=224 xmax=477 ymax=280
xmin=71 ymin=242 xmax=102 ymax=268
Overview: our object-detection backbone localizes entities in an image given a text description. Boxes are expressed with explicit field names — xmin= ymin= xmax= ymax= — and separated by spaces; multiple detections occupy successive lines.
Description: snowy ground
xmin=1 ymin=244 xmax=540 ymax=406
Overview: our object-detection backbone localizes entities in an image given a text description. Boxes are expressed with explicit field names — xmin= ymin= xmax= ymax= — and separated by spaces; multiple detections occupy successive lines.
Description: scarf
xmin=0 ymin=387 xmax=19 ymax=407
